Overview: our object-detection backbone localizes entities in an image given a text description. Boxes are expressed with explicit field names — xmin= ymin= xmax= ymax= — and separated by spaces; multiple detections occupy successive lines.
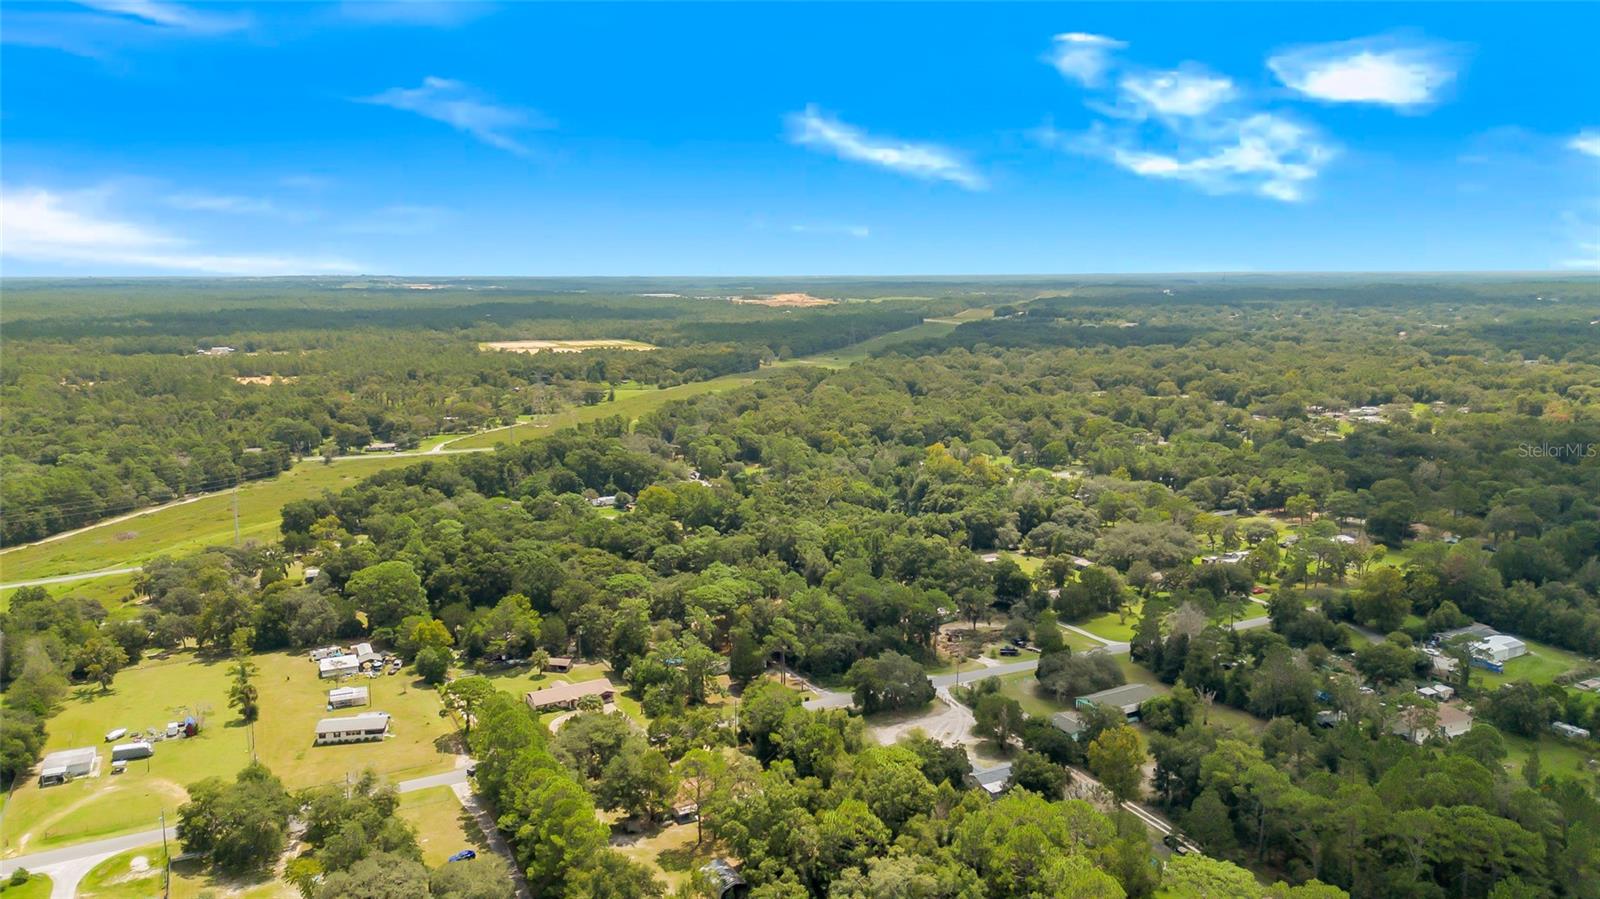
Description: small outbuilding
xmin=545 ymin=657 xmax=574 ymax=674
xmin=700 ymin=859 xmax=748 ymax=899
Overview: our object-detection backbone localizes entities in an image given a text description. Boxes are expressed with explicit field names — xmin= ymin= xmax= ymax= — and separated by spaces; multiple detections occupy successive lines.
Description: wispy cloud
xmin=1569 ymin=130 xmax=1600 ymax=159
xmin=166 ymin=192 xmax=279 ymax=215
xmin=1042 ymin=35 xmax=1335 ymax=202
xmin=1117 ymin=67 xmax=1236 ymax=118
xmin=789 ymin=223 xmax=871 ymax=239
xmin=78 ymin=0 xmax=250 ymax=35
xmin=1092 ymin=115 xmax=1334 ymax=202
xmin=0 ymin=185 xmax=359 ymax=275
xmin=1268 ymin=35 xmax=1463 ymax=110
xmin=786 ymin=105 xmax=985 ymax=190
xmin=359 ymin=77 xmax=550 ymax=156
xmin=1046 ymin=32 xmax=1126 ymax=87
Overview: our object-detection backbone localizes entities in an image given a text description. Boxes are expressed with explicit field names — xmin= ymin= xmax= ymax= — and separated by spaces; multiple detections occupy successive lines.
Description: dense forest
xmin=0 ymin=282 xmax=938 ymax=543
xmin=4 ymin=277 xmax=1600 ymax=897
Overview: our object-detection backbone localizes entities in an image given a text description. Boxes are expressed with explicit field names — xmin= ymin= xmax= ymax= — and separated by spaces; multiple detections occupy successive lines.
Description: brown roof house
xmin=525 ymin=678 xmax=616 ymax=712
xmin=1390 ymin=703 xmax=1474 ymax=745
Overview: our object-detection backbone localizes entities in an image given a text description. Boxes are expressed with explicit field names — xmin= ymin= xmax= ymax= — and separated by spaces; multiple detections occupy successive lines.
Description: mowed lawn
xmin=399 ymin=786 xmax=484 ymax=866
xmin=0 ymin=458 xmax=422 ymax=585
xmin=1472 ymin=638 xmax=1590 ymax=690
xmin=0 ymin=651 xmax=456 ymax=857
xmin=1073 ymin=601 xmax=1143 ymax=643
xmin=0 ymin=571 xmax=140 ymax=616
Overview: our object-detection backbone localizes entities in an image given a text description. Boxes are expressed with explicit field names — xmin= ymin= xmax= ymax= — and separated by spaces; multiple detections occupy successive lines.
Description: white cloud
xmin=1119 ymin=67 xmax=1236 ymax=118
xmin=786 ymin=105 xmax=985 ymax=190
xmin=77 ymin=0 xmax=250 ymax=34
xmin=789 ymin=223 xmax=871 ymax=239
xmin=1047 ymin=32 xmax=1126 ymax=87
xmin=0 ymin=186 xmax=359 ymax=275
xmin=1569 ymin=130 xmax=1600 ymax=158
xmin=360 ymin=77 xmax=551 ymax=156
xmin=1093 ymin=114 xmax=1335 ymax=202
xmin=166 ymin=192 xmax=279 ymax=214
xmin=1268 ymin=36 xmax=1461 ymax=109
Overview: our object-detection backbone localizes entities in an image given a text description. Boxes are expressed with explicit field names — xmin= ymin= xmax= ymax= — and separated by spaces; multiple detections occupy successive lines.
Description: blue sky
xmin=2 ymin=1 xmax=1597 ymax=276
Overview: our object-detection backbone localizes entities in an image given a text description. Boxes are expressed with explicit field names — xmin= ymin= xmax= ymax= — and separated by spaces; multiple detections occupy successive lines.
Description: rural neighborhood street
xmin=0 ymin=766 xmax=475 ymax=898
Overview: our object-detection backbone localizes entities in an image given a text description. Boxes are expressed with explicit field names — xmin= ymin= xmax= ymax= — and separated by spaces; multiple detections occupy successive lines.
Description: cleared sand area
xmin=480 ymin=339 xmax=657 ymax=354
xmin=731 ymin=292 xmax=836 ymax=307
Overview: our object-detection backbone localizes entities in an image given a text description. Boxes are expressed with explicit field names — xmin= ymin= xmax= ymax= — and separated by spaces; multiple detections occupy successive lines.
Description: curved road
xmin=0 ymin=767 xmax=473 ymax=898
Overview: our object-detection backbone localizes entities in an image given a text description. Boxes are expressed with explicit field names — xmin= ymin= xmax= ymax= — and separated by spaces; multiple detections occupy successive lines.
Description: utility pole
xmin=160 ymin=809 xmax=171 ymax=897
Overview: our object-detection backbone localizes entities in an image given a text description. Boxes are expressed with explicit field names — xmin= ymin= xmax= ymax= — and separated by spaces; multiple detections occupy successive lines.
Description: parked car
xmin=999 ymin=645 xmax=1021 ymax=657
xmin=1162 ymin=834 xmax=1192 ymax=856
xmin=447 ymin=850 xmax=477 ymax=862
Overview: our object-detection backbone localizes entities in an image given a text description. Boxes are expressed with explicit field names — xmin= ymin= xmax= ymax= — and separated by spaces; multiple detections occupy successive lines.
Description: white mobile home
xmin=328 ymin=686 xmax=370 ymax=709
xmin=318 ymin=656 xmax=361 ymax=679
xmin=314 ymin=712 xmax=391 ymax=745
xmin=111 ymin=741 xmax=154 ymax=762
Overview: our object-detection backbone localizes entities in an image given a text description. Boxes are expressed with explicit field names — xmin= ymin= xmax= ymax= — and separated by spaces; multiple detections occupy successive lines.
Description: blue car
xmin=448 ymin=850 xmax=477 ymax=863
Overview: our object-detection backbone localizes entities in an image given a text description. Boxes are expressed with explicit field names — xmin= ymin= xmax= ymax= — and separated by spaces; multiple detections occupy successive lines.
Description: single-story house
xmin=38 ymin=747 xmax=97 ymax=786
xmin=318 ymin=656 xmax=361 ymax=679
xmin=545 ymin=656 xmax=574 ymax=673
xmin=314 ymin=712 xmax=391 ymax=746
xmin=309 ymin=645 xmax=343 ymax=661
xmin=1472 ymin=635 xmax=1527 ymax=664
xmin=525 ymin=678 xmax=616 ymax=712
xmin=1390 ymin=704 xmax=1474 ymax=744
xmin=328 ymin=686 xmax=370 ymax=709
xmin=1333 ymin=534 xmax=1359 ymax=545
xmin=589 ymin=495 xmax=618 ymax=508
xmin=365 ymin=442 xmax=398 ymax=452
xmin=1576 ymin=677 xmax=1600 ymax=693
xmin=1427 ymin=651 xmax=1459 ymax=675
xmin=700 ymin=859 xmax=749 ymax=899
xmin=970 ymin=764 xmax=1013 ymax=796
xmin=303 ymin=566 xmax=321 ymax=583
xmin=1552 ymin=722 xmax=1592 ymax=740
xmin=111 ymin=741 xmax=154 ymax=762
xmin=1049 ymin=710 xmax=1087 ymax=740
xmin=353 ymin=642 xmax=383 ymax=666
xmin=1076 ymin=683 xmax=1161 ymax=721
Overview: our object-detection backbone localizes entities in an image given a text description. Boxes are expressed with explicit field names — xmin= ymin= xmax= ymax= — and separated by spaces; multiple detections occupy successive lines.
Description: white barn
xmin=1472 ymin=635 xmax=1528 ymax=664
xmin=38 ymin=747 xmax=97 ymax=786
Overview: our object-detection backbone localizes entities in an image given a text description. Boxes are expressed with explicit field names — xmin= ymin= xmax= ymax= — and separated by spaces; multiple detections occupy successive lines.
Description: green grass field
xmin=997 ymin=672 xmax=1073 ymax=719
xmin=0 ymin=651 xmax=455 ymax=857
xmin=398 ymin=786 xmax=483 ymax=866
xmin=1 ymin=571 xmax=141 ymax=616
xmin=0 ymin=873 xmax=52 ymax=899
xmin=788 ymin=319 xmax=959 ymax=366
xmin=1501 ymin=731 xmax=1598 ymax=783
xmin=0 ymin=458 xmax=423 ymax=587
xmin=1074 ymin=602 xmax=1143 ymax=643
xmin=1472 ymin=638 xmax=1590 ymax=690
xmin=78 ymin=844 xmax=168 ymax=899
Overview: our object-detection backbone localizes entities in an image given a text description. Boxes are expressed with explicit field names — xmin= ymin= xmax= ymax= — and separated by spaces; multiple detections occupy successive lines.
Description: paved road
xmin=0 ymin=764 xmax=480 ymax=895
xmin=1 ymin=566 xmax=142 ymax=590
